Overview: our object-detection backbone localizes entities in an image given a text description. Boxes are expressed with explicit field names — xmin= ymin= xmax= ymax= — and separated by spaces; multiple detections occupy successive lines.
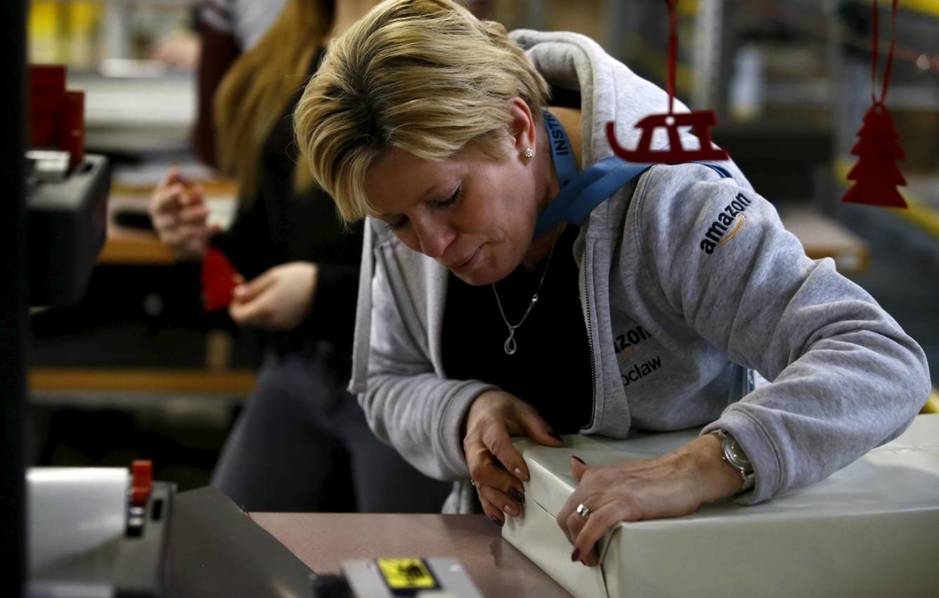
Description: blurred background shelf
xmin=779 ymin=206 xmax=870 ymax=273
xmin=71 ymin=70 xmax=195 ymax=154
xmin=30 ymin=368 xmax=256 ymax=396
xmin=99 ymin=226 xmax=175 ymax=265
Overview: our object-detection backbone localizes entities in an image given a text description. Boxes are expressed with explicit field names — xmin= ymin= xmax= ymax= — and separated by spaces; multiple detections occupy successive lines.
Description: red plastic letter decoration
xmin=842 ymin=0 xmax=908 ymax=208
xmin=606 ymin=0 xmax=728 ymax=164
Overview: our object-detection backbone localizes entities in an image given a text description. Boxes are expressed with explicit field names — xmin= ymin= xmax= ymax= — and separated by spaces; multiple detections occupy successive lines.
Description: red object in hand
xmin=130 ymin=460 xmax=153 ymax=506
xmin=201 ymin=247 xmax=239 ymax=311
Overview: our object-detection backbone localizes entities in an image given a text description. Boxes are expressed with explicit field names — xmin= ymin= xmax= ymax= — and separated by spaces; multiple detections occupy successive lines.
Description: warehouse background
xmin=25 ymin=0 xmax=939 ymax=490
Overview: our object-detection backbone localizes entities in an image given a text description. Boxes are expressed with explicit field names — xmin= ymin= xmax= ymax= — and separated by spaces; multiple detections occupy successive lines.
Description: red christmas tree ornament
xmin=842 ymin=0 xmax=907 ymax=208
xmin=843 ymin=102 xmax=907 ymax=207
xmin=201 ymin=247 xmax=240 ymax=312
xmin=606 ymin=0 xmax=729 ymax=164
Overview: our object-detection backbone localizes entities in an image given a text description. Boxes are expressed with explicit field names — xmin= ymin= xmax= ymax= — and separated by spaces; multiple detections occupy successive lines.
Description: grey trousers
xmin=211 ymin=346 xmax=451 ymax=512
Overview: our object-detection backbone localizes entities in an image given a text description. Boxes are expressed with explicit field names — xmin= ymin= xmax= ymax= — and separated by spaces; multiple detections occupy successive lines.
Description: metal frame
xmin=0 ymin=1 xmax=27 ymax=596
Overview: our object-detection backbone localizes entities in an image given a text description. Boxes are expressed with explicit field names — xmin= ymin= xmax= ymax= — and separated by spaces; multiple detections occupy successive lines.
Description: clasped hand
xmin=149 ymin=166 xmax=219 ymax=261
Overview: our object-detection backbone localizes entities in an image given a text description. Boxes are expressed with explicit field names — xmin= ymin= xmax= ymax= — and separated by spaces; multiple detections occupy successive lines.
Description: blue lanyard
xmin=535 ymin=112 xmax=732 ymax=239
xmin=543 ymin=110 xmax=579 ymax=190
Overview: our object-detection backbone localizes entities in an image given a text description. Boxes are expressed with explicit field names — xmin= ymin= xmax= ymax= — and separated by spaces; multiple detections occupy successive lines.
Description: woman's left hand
xmin=557 ymin=433 xmax=742 ymax=566
xmin=463 ymin=390 xmax=563 ymax=526
xmin=229 ymin=262 xmax=318 ymax=331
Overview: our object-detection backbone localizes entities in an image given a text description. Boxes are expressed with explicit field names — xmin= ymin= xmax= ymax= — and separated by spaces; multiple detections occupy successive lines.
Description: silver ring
xmin=576 ymin=503 xmax=591 ymax=519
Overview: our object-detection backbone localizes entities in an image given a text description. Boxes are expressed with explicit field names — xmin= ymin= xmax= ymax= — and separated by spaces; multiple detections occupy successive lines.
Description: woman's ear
xmin=507 ymin=96 xmax=537 ymax=152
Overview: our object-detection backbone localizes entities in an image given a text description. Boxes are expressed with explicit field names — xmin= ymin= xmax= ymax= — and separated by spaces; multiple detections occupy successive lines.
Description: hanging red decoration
xmin=842 ymin=0 xmax=907 ymax=208
xmin=843 ymin=102 xmax=907 ymax=207
xmin=606 ymin=0 xmax=728 ymax=164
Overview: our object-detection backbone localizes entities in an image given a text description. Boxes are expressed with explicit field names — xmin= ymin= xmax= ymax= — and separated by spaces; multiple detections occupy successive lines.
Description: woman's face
xmin=364 ymin=106 xmax=542 ymax=286
xmin=365 ymin=144 xmax=539 ymax=286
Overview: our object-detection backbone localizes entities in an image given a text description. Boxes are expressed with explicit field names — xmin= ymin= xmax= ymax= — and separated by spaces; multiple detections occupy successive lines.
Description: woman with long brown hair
xmin=149 ymin=0 xmax=451 ymax=512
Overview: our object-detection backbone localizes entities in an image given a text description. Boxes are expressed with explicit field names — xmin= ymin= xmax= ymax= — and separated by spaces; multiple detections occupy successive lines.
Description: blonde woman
xmin=294 ymin=0 xmax=929 ymax=565
xmin=148 ymin=0 xmax=450 ymax=512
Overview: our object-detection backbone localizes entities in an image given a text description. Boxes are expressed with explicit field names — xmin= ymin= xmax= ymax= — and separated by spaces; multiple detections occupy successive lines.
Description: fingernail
xmin=509 ymin=488 xmax=525 ymax=504
xmin=572 ymin=455 xmax=586 ymax=465
xmin=548 ymin=431 xmax=563 ymax=441
xmin=570 ymin=548 xmax=580 ymax=562
xmin=513 ymin=467 xmax=523 ymax=476
xmin=490 ymin=515 xmax=503 ymax=527
xmin=502 ymin=504 xmax=517 ymax=516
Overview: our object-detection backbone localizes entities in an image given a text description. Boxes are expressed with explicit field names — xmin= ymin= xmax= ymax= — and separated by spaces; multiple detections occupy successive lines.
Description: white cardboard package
xmin=503 ymin=414 xmax=939 ymax=598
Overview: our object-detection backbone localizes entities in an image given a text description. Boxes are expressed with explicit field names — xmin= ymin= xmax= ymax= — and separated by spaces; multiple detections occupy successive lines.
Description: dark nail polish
xmin=490 ymin=515 xmax=504 ymax=527
xmin=570 ymin=548 xmax=581 ymax=562
xmin=509 ymin=488 xmax=525 ymax=504
xmin=572 ymin=455 xmax=586 ymax=464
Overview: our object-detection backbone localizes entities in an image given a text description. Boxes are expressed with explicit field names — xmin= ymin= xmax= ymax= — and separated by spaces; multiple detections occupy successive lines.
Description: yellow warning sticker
xmin=377 ymin=558 xmax=437 ymax=590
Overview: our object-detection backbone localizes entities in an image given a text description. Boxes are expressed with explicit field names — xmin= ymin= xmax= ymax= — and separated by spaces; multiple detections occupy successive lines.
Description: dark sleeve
xmin=302 ymin=260 xmax=361 ymax=357
xmin=210 ymin=196 xmax=279 ymax=280
xmin=290 ymin=188 xmax=364 ymax=357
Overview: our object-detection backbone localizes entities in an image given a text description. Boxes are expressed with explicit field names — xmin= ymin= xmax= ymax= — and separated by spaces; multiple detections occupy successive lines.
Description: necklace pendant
xmin=503 ymin=333 xmax=518 ymax=356
xmin=491 ymin=238 xmax=558 ymax=357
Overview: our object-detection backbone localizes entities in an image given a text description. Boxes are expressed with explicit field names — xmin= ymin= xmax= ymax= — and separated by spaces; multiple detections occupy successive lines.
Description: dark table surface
xmin=252 ymin=513 xmax=571 ymax=597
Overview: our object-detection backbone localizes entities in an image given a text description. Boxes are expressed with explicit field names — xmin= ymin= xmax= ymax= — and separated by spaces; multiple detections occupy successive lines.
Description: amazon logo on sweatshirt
xmin=699 ymin=192 xmax=752 ymax=254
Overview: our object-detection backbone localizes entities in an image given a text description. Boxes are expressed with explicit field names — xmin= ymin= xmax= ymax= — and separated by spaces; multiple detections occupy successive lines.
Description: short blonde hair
xmin=293 ymin=0 xmax=550 ymax=222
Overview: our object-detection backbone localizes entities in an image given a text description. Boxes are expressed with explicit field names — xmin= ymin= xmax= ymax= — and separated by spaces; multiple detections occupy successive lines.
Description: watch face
xmin=728 ymin=439 xmax=752 ymax=470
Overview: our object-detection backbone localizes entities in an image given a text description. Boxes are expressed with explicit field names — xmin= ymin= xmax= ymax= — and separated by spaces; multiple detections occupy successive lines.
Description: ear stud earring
xmin=523 ymin=147 xmax=535 ymax=160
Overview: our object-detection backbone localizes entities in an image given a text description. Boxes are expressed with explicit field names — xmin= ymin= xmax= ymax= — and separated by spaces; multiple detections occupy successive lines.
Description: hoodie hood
xmin=511 ymin=29 xmax=694 ymax=166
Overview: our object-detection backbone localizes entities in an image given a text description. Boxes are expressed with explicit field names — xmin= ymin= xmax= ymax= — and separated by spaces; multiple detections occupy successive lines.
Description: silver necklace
xmin=491 ymin=239 xmax=559 ymax=356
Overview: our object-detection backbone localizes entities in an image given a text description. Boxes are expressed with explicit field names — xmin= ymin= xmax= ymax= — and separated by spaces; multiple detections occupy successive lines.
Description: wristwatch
xmin=710 ymin=429 xmax=755 ymax=492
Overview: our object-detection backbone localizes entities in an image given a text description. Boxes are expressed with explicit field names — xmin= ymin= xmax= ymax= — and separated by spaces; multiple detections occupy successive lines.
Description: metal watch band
xmin=710 ymin=429 xmax=755 ymax=492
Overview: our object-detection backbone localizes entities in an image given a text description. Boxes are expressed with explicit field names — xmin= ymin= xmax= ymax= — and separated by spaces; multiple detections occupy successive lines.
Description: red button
xmin=131 ymin=460 xmax=153 ymax=506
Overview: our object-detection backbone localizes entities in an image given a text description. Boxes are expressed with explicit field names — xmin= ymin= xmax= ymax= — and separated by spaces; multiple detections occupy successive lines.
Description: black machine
xmin=17 ymin=47 xmax=172 ymax=598
xmin=26 ymin=151 xmax=110 ymax=306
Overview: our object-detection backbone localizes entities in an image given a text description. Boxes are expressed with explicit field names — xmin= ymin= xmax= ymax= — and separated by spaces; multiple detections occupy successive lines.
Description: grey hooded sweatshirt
xmin=349 ymin=30 xmax=931 ymax=513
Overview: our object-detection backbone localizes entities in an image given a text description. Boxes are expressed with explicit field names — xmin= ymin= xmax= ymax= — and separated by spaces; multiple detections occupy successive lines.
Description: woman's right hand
xmin=228 ymin=262 xmax=318 ymax=332
xmin=463 ymin=390 xmax=563 ymax=526
xmin=148 ymin=166 xmax=219 ymax=260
